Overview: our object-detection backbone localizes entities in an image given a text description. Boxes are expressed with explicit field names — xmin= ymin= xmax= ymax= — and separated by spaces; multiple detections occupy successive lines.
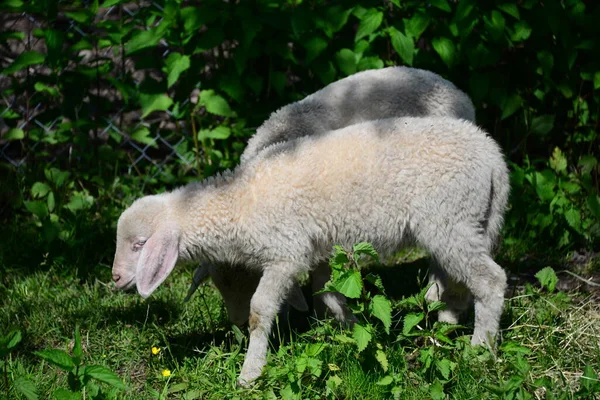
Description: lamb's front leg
xmin=237 ymin=263 xmax=298 ymax=387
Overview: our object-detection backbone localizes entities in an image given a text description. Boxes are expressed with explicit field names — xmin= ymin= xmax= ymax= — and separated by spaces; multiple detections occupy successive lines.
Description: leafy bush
xmin=0 ymin=0 xmax=598 ymax=267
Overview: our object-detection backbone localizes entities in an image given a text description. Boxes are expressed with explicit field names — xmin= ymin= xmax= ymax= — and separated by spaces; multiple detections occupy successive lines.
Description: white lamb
xmin=186 ymin=66 xmax=477 ymax=325
xmin=112 ymin=116 xmax=510 ymax=386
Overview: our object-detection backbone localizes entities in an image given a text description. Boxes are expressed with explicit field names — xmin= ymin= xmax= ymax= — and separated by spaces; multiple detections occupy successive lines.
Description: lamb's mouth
xmin=115 ymin=278 xmax=135 ymax=291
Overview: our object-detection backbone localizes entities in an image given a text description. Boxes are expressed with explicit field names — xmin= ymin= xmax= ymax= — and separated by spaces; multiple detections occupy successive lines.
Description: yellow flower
xmin=328 ymin=363 xmax=340 ymax=371
xmin=161 ymin=369 xmax=171 ymax=377
xmin=152 ymin=347 xmax=161 ymax=355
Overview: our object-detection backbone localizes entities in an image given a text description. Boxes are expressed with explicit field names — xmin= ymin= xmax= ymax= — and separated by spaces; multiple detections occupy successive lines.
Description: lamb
xmin=112 ymin=116 xmax=510 ymax=386
xmin=186 ymin=66 xmax=477 ymax=325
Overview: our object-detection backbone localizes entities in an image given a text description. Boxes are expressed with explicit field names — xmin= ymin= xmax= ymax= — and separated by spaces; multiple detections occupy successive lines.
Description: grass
xmin=1 ymin=251 xmax=599 ymax=400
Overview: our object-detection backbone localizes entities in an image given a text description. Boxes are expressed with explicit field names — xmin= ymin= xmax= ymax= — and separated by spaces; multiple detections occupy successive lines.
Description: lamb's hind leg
xmin=426 ymin=262 xmax=472 ymax=324
xmin=419 ymin=223 xmax=507 ymax=346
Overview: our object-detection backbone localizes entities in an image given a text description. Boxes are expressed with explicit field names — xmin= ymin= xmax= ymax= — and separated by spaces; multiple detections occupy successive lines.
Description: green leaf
xmin=85 ymin=365 xmax=127 ymax=389
xmin=501 ymin=94 xmax=522 ymax=119
xmin=72 ymin=326 xmax=83 ymax=367
xmin=497 ymin=3 xmax=520 ymax=19
xmin=549 ymin=147 xmax=567 ymax=174
xmin=429 ymin=379 xmax=445 ymax=400
xmin=531 ymin=115 xmax=555 ymax=135
xmin=435 ymin=358 xmax=455 ymax=380
xmin=580 ymin=365 xmax=599 ymax=392
xmin=24 ymin=200 xmax=48 ymax=219
xmin=53 ymin=388 xmax=80 ymax=400
xmin=578 ymin=155 xmax=598 ymax=175
xmin=126 ymin=28 xmax=164 ymax=54
xmin=199 ymin=90 xmax=236 ymax=117
xmin=511 ymin=21 xmax=532 ymax=42
xmin=31 ymin=182 xmax=50 ymax=198
xmin=369 ymin=295 xmax=392 ymax=334
xmin=353 ymin=242 xmax=379 ymax=262
xmin=34 ymin=82 xmax=59 ymax=96
xmin=129 ymin=126 xmax=157 ymax=148
xmin=44 ymin=168 xmax=70 ymax=187
xmin=357 ymin=57 xmax=384 ymax=71
xmin=4 ymin=128 xmax=25 ymax=141
xmin=484 ymin=10 xmax=506 ymax=41
xmin=164 ymin=53 xmax=190 ymax=89
xmin=47 ymin=192 xmax=55 ymax=212
xmin=594 ymin=72 xmax=600 ymax=90
xmin=535 ymin=267 xmax=558 ymax=292
xmin=65 ymin=192 xmax=94 ymax=213
xmin=403 ymin=312 xmax=424 ymax=335
xmin=312 ymin=60 xmax=336 ymax=85
xmin=355 ymin=9 xmax=383 ymax=42
xmin=334 ymin=270 xmax=363 ymax=299
xmin=139 ymin=93 xmax=173 ymax=118
xmin=389 ymin=27 xmax=414 ymax=65
xmin=5 ymin=329 xmax=22 ymax=349
xmin=430 ymin=0 xmax=451 ymax=12
xmin=198 ymin=126 xmax=231 ymax=140
xmin=2 ymin=51 xmax=45 ymax=75
xmin=13 ymin=377 xmax=39 ymax=400
xmin=352 ymin=323 xmax=372 ymax=352
xmin=534 ymin=170 xmax=556 ymax=202
xmin=375 ymin=349 xmax=389 ymax=372
xmin=270 ymin=71 xmax=286 ymax=97
xmin=564 ymin=208 xmax=582 ymax=232
xmin=500 ymin=341 xmax=532 ymax=355
xmin=304 ymin=36 xmax=328 ymax=63
xmin=405 ymin=12 xmax=431 ymax=39
xmin=537 ymin=50 xmax=554 ymax=74
xmin=335 ymin=49 xmax=357 ymax=76
xmin=376 ymin=375 xmax=394 ymax=386
xmin=431 ymin=37 xmax=457 ymax=68
xmin=35 ymin=349 xmax=74 ymax=372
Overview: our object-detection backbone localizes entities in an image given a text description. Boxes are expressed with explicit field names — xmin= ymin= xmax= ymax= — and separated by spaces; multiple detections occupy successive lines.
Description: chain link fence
xmin=0 ymin=2 xmax=197 ymax=179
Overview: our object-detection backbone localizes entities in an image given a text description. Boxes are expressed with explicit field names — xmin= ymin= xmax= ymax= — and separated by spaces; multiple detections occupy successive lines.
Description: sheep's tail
xmin=484 ymin=162 xmax=510 ymax=254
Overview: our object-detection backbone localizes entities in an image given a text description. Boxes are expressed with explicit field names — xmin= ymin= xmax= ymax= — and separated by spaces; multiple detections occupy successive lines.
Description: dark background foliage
xmin=1 ymin=0 xmax=599 ymax=276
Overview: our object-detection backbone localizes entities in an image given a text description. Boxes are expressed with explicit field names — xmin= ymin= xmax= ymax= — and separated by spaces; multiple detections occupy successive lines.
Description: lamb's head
xmin=112 ymin=194 xmax=180 ymax=299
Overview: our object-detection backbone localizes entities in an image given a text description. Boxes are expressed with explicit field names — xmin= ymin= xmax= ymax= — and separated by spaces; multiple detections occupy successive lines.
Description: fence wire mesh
xmin=0 ymin=3 xmax=197 ymax=179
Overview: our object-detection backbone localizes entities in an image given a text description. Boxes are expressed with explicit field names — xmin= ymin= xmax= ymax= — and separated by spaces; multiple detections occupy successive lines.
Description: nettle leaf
xmin=431 ymin=37 xmax=457 ymax=68
xmin=376 ymin=375 xmax=394 ymax=386
xmin=352 ymin=323 xmax=372 ymax=352
xmin=5 ymin=329 xmax=22 ymax=349
xmin=500 ymin=341 xmax=532 ymax=355
xmin=44 ymin=168 xmax=70 ymax=187
xmin=24 ymin=201 xmax=48 ymax=219
xmin=85 ymin=365 xmax=127 ymax=389
xmin=335 ymin=49 xmax=357 ymax=76
xmin=65 ymin=192 xmax=94 ymax=213
xmin=2 ymin=51 xmax=45 ymax=75
xmin=430 ymin=0 xmax=451 ymax=12
xmin=304 ymin=36 xmax=329 ymax=63
xmin=530 ymin=115 xmax=555 ymax=136
xmin=535 ymin=267 xmax=558 ymax=292
xmin=549 ymin=147 xmax=567 ymax=174
xmin=13 ymin=376 xmax=38 ymax=400
xmin=564 ymin=208 xmax=582 ymax=233
xmin=353 ymin=242 xmax=379 ymax=262
xmin=334 ymin=270 xmax=363 ymax=299
xmin=511 ymin=20 xmax=532 ymax=42
xmin=389 ymin=27 xmax=414 ymax=65
xmin=484 ymin=10 xmax=506 ymax=41
xmin=4 ymin=128 xmax=25 ymax=141
xmin=200 ymin=90 xmax=236 ymax=117
xmin=435 ymin=359 xmax=456 ymax=380
xmin=357 ymin=57 xmax=384 ymax=71
xmin=355 ymin=9 xmax=383 ymax=42
xmin=534 ymin=170 xmax=557 ymax=202
xmin=34 ymin=349 xmax=74 ymax=372
xmin=375 ymin=349 xmax=389 ymax=372
xmin=199 ymin=126 xmax=231 ymax=140
xmin=497 ymin=3 xmax=520 ymax=19
xmin=34 ymin=82 xmax=59 ymax=97
xmin=53 ymin=388 xmax=80 ymax=400
xmin=139 ymin=93 xmax=173 ymax=118
xmin=405 ymin=12 xmax=431 ymax=39
xmin=72 ymin=327 xmax=83 ymax=367
xmin=126 ymin=26 xmax=165 ymax=54
xmin=164 ymin=52 xmax=190 ymax=88
xmin=369 ymin=295 xmax=392 ymax=334
xmin=501 ymin=94 xmax=522 ymax=119
xmin=31 ymin=182 xmax=51 ymax=198
xmin=402 ymin=312 xmax=424 ymax=336
xmin=129 ymin=126 xmax=157 ymax=148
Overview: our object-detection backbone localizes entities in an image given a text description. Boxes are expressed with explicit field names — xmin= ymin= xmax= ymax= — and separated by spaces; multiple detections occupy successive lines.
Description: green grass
xmin=1 ymin=259 xmax=599 ymax=399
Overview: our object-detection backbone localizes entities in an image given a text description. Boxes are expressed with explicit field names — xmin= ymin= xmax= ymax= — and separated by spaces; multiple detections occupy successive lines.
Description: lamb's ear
xmin=136 ymin=226 xmax=180 ymax=299
xmin=183 ymin=264 xmax=211 ymax=302
xmin=287 ymin=282 xmax=309 ymax=312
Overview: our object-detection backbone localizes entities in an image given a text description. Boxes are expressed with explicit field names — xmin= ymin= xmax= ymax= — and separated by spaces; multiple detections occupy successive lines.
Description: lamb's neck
xmin=175 ymin=182 xmax=245 ymax=264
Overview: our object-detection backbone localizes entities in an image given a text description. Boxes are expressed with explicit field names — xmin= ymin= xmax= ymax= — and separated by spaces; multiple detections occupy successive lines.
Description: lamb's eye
xmin=133 ymin=240 xmax=146 ymax=251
